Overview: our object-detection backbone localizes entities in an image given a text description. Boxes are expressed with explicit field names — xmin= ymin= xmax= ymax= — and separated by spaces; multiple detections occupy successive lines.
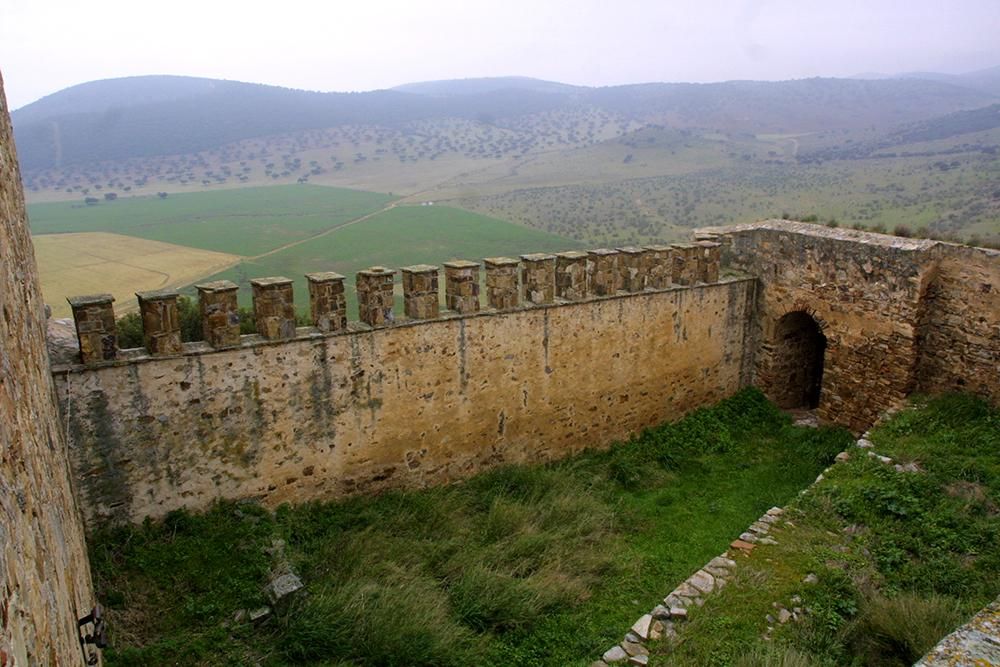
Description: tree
xmin=104 ymin=192 xmax=118 ymax=201
xmin=157 ymin=192 xmax=168 ymax=199
xmin=84 ymin=197 xmax=99 ymax=205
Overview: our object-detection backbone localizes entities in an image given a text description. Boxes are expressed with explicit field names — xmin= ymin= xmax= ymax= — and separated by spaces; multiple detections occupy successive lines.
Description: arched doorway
xmin=770 ymin=311 xmax=826 ymax=409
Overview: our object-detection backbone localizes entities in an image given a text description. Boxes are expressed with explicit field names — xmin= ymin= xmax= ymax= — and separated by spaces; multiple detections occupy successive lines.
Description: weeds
xmin=88 ymin=388 xmax=849 ymax=665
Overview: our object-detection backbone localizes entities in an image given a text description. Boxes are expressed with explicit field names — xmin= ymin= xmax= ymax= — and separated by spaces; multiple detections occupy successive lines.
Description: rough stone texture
xmin=0 ymin=71 xmax=98 ymax=666
xmin=588 ymin=249 xmax=620 ymax=296
xmin=356 ymin=267 xmax=396 ymax=327
xmin=696 ymin=241 xmax=722 ymax=283
xmin=55 ymin=279 xmax=756 ymax=525
xmin=616 ymin=247 xmax=649 ymax=293
xmin=555 ymin=251 xmax=589 ymax=301
xmin=401 ymin=265 xmax=440 ymax=320
xmin=443 ymin=260 xmax=480 ymax=314
xmin=68 ymin=294 xmax=117 ymax=364
xmin=916 ymin=595 xmax=1000 ymax=666
xmin=710 ymin=220 xmax=945 ymax=432
xmin=251 ymin=277 xmax=296 ymax=341
xmin=644 ymin=245 xmax=673 ymax=290
xmin=915 ymin=243 xmax=1000 ymax=402
xmin=306 ymin=272 xmax=347 ymax=333
xmin=671 ymin=244 xmax=700 ymax=286
xmin=136 ymin=289 xmax=183 ymax=356
xmin=483 ymin=257 xmax=520 ymax=310
xmin=521 ymin=253 xmax=556 ymax=305
xmin=197 ymin=280 xmax=241 ymax=348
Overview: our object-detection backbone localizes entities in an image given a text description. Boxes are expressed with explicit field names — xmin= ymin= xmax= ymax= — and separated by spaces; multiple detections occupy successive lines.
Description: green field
xmin=27 ymin=184 xmax=396 ymax=256
xmin=199 ymin=204 xmax=580 ymax=312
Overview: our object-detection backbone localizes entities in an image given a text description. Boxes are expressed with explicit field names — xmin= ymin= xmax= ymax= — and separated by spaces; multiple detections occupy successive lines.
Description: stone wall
xmin=0 ymin=73 xmax=98 ymax=665
xmin=704 ymin=220 xmax=999 ymax=432
xmin=915 ymin=243 xmax=1000 ymax=401
xmin=55 ymin=279 xmax=756 ymax=527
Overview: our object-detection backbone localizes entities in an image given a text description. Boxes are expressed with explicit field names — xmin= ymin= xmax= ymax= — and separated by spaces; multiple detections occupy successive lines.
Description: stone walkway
xmin=589 ymin=409 xmax=986 ymax=667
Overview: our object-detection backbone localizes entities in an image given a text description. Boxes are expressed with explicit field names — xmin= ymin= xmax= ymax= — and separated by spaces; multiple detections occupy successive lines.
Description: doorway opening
xmin=772 ymin=311 xmax=826 ymax=409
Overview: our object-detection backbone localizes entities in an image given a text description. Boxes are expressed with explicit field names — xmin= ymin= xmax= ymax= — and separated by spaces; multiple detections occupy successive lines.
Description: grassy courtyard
xmin=88 ymin=389 xmax=849 ymax=665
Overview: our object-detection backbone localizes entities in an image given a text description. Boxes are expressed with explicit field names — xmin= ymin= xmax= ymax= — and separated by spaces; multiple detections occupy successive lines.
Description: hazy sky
xmin=2 ymin=0 xmax=999 ymax=110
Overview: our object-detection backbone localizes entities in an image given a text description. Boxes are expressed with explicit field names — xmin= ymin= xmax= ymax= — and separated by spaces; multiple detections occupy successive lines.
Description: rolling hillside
xmin=13 ymin=74 xmax=995 ymax=170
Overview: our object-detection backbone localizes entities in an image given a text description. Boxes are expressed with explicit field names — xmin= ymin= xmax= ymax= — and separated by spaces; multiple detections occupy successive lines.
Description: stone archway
xmin=768 ymin=311 xmax=827 ymax=409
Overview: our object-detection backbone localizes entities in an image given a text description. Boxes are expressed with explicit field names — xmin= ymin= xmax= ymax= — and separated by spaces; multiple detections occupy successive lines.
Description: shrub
xmin=848 ymin=593 xmax=964 ymax=665
xmin=736 ymin=645 xmax=817 ymax=667
xmin=893 ymin=225 xmax=913 ymax=238
xmin=870 ymin=223 xmax=887 ymax=233
xmin=116 ymin=295 xmax=205 ymax=349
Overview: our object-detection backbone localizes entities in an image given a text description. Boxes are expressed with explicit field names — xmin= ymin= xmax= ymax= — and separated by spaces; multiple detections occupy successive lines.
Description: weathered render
xmin=56 ymin=278 xmax=755 ymax=526
xmin=0 ymin=73 xmax=97 ymax=666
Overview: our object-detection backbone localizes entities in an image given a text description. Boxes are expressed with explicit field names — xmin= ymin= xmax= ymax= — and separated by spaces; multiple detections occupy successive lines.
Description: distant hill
xmin=12 ymin=73 xmax=997 ymax=171
xmin=393 ymin=76 xmax=583 ymax=97
xmin=851 ymin=65 xmax=1000 ymax=96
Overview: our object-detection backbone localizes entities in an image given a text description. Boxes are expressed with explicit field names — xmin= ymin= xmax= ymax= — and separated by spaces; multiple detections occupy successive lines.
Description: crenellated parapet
xmin=63 ymin=240 xmax=725 ymax=366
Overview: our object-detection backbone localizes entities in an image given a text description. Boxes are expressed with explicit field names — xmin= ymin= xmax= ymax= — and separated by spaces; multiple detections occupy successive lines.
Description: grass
xmin=87 ymin=388 xmax=849 ymax=666
xmin=34 ymin=232 xmax=239 ymax=318
xmin=657 ymin=393 xmax=1000 ymax=666
xmin=27 ymin=184 xmax=396 ymax=256
xmin=196 ymin=203 xmax=580 ymax=312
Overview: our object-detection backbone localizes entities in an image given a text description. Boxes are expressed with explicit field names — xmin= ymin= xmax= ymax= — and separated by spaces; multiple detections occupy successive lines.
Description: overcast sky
xmin=2 ymin=0 xmax=999 ymax=110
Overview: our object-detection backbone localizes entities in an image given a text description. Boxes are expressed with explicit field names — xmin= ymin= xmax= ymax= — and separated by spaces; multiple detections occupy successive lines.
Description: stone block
xmin=521 ymin=253 xmax=556 ymax=305
xmin=306 ymin=272 xmax=347 ymax=333
xmin=444 ymin=260 xmax=480 ymax=314
xmin=484 ymin=257 xmax=520 ymax=310
xmin=644 ymin=244 xmax=673 ymax=290
xmin=588 ymin=248 xmax=620 ymax=296
xmin=696 ymin=241 xmax=721 ymax=283
xmin=671 ymin=243 xmax=700 ymax=286
xmin=136 ymin=289 xmax=183 ymax=356
xmin=67 ymin=293 xmax=117 ymax=364
xmin=356 ymin=266 xmax=396 ymax=327
xmin=251 ymin=276 xmax=296 ymax=340
xmin=402 ymin=265 xmax=440 ymax=320
xmin=555 ymin=250 xmax=588 ymax=301
xmin=197 ymin=280 xmax=241 ymax=348
xmin=616 ymin=246 xmax=649 ymax=292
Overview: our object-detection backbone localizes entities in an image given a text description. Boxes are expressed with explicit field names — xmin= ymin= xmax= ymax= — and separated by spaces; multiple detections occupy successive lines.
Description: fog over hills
xmin=12 ymin=71 xmax=997 ymax=171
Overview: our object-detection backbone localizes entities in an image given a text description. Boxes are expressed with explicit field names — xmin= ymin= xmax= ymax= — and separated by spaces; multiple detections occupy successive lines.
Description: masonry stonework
xmin=251 ymin=277 xmax=297 ymax=340
xmin=137 ymin=289 xmax=183 ymax=356
xmin=704 ymin=220 xmax=999 ymax=432
xmin=306 ymin=272 xmax=347 ymax=333
xmin=0 ymin=72 xmax=97 ymax=666
xmin=483 ymin=257 xmax=520 ymax=310
xmin=56 ymin=279 xmax=756 ymax=526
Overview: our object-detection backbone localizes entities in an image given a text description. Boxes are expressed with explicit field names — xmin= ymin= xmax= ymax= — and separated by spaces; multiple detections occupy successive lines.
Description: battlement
xmin=58 ymin=241 xmax=723 ymax=369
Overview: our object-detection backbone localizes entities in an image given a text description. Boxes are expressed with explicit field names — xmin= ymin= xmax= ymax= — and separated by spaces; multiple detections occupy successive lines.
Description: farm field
xmin=34 ymin=233 xmax=240 ymax=317
xmin=199 ymin=204 xmax=580 ymax=312
xmin=27 ymin=184 xmax=397 ymax=256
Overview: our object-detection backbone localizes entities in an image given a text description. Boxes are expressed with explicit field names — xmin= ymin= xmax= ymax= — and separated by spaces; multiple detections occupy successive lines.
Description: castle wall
xmin=0 ymin=74 xmax=97 ymax=664
xmin=712 ymin=221 xmax=939 ymax=432
xmin=916 ymin=244 xmax=1000 ymax=400
xmin=54 ymin=279 xmax=755 ymax=527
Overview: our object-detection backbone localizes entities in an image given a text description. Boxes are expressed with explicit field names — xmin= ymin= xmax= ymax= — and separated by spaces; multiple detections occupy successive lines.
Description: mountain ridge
xmin=12 ymin=72 xmax=998 ymax=171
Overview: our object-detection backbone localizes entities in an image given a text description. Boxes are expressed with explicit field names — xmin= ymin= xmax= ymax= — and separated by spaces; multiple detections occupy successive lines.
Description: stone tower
xmin=0 ymin=71 xmax=98 ymax=664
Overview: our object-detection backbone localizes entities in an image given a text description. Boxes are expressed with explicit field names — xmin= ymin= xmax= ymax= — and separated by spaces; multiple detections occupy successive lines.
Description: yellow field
xmin=34 ymin=232 xmax=241 ymax=317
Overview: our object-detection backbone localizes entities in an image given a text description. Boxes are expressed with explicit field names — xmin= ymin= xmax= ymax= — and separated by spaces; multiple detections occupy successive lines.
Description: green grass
xmin=658 ymin=394 xmax=1000 ymax=666
xmin=196 ymin=204 xmax=581 ymax=312
xmin=27 ymin=184 xmax=396 ymax=256
xmin=88 ymin=388 xmax=849 ymax=666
